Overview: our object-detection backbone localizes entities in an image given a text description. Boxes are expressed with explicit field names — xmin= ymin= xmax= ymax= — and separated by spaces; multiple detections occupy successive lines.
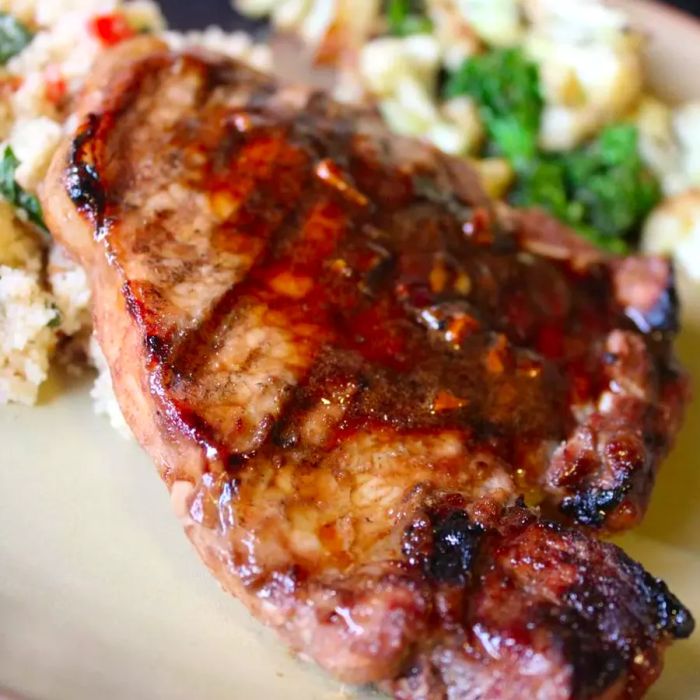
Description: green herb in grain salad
xmin=0 ymin=12 xmax=32 ymax=65
xmin=0 ymin=0 xmax=271 ymax=414
xmin=0 ymin=146 xmax=46 ymax=230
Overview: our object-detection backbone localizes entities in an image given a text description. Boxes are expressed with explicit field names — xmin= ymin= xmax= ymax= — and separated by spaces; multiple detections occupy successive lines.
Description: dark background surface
xmin=674 ymin=0 xmax=700 ymax=14
xmin=158 ymin=0 xmax=700 ymax=31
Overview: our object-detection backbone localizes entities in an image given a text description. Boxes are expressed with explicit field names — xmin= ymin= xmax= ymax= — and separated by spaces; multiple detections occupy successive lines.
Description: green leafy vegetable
xmin=385 ymin=0 xmax=432 ymax=37
xmin=446 ymin=48 xmax=659 ymax=250
xmin=445 ymin=48 xmax=543 ymax=166
xmin=0 ymin=146 xmax=47 ymax=230
xmin=47 ymin=304 xmax=61 ymax=329
xmin=512 ymin=125 xmax=661 ymax=251
xmin=0 ymin=13 xmax=32 ymax=65
xmin=562 ymin=124 xmax=662 ymax=240
xmin=511 ymin=157 xmax=579 ymax=225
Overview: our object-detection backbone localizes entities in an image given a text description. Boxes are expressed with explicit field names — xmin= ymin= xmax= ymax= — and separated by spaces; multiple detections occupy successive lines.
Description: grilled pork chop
xmin=42 ymin=38 xmax=693 ymax=698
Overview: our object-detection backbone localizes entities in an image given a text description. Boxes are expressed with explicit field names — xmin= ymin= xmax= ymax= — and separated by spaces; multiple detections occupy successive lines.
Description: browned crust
xmin=41 ymin=41 xmax=693 ymax=699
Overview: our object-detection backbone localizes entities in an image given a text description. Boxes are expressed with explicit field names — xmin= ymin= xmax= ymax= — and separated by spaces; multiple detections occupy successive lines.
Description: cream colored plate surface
xmin=2 ymin=2 xmax=700 ymax=698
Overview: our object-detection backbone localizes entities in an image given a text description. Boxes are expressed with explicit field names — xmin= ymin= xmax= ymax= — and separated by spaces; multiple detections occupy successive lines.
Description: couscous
xmin=0 ymin=0 xmax=270 ymax=417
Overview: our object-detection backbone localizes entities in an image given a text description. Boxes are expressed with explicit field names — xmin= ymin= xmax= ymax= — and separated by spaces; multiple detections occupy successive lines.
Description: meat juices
xmin=42 ymin=38 xmax=693 ymax=699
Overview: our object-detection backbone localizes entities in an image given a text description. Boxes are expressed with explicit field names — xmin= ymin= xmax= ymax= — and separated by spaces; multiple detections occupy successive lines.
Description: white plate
xmin=2 ymin=2 xmax=700 ymax=698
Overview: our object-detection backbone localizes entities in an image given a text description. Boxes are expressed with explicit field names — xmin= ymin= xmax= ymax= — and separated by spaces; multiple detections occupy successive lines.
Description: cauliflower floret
xmin=453 ymin=0 xmax=524 ymax=48
xmin=528 ymin=38 xmax=642 ymax=151
xmin=361 ymin=35 xmax=440 ymax=135
xmin=268 ymin=0 xmax=312 ymax=30
xmin=425 ymin=0 xmax=481 ymax=70
xmin=235 ymin=0 xmax=287 ymax=18
xmin=431 ymin=96 xmax=483 ymax=155
xmin=360 ymin=34 xmax=483 ymax=156
xmin=236 ymin=0 xmax=379 ymax=62
xmin=523 ymin=0 xmax=629 ymax=43
xmin=360 ymin=34 xmax=441 ymax=97
xmin=522 ymin=0 xmax=643 ymax=151
xmin=636 ymin=98 xmax=700 ymax=196
xmin=635 ymin=96 xmax=685 ymax=195
xmin=675 ymin=102 xmax=700 ymax=189
xmin=643 ymin=190 xmax=700 ymax=281
xmin=123 ymin=0 xmax=166 ymax=32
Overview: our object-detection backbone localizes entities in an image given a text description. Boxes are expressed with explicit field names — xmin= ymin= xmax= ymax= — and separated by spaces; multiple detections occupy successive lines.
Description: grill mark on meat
xmin=167 ymin=132 xmax=316 ymax=368
xmin=166 ymin=123 xmax=387 ymax=459
xmin=164 ymin=196 xmax=354 ymax=458
xmin=66 ymin=113 xmax=106 ymax=229
xmin=153 ymin=103 xmax=372 ymax=461
xmin=62 ymin=49 xmax=687 ymax=523
xmin=43 ymin=40 xmax=693 ymax=699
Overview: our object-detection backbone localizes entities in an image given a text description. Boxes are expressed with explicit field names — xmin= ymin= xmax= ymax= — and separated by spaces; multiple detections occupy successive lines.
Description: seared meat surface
xmin=43 ymin=38 xmax=692 ymax=699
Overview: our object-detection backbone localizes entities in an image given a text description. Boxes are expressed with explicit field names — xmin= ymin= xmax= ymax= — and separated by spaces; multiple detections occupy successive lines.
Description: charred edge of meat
xmin=543 ymin=589 xmax=629 ymax=699
xmin=403 ymin=508 xmax=485 ymax=585
xmin=536 ymin=550 xmax=694 ymax=699
xmin=561 ymin=568 xmax=694 ymax=698
xmin=641 ymin=572 xmax=695 ymax=639
xmin=559 ymin=485 xmax=630 ymax=528
xmin=65 ymin=113 xmax=106 ymax=230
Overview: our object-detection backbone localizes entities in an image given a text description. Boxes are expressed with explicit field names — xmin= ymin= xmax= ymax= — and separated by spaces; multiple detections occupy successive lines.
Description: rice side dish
xmin=0 ymin=0 xmax=698 ymax=436
xmin=0 ymin=0 xmax=270 ymax=418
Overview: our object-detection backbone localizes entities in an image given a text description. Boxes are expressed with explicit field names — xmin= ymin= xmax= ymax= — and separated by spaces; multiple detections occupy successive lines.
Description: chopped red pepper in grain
xmin=88 ymin=13 xmax=135 ymax=47
xmin=44 ymin=65 xmax=67 ymax=105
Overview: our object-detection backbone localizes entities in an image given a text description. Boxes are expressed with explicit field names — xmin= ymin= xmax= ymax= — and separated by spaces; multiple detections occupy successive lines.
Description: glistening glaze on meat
xmin=42 ymin=38 xmax=693 ymax=699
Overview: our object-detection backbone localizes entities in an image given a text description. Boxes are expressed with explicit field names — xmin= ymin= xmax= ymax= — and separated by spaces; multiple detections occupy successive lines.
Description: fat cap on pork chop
xmin=42 ymin=38 xmax=693 ymax=699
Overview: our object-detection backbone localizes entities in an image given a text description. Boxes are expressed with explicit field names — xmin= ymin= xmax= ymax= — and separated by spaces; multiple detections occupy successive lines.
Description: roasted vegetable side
xmin=446 ymin=48 xmax=661 ymax=251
